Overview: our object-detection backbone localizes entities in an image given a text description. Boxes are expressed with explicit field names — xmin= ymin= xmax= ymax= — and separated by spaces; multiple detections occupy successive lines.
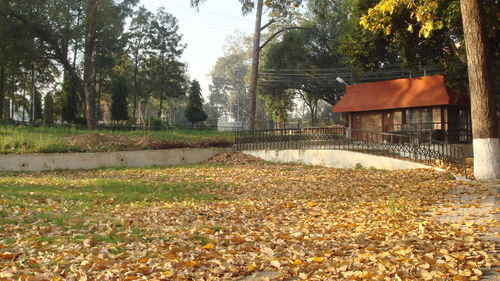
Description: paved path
xmin=239 ymin=179 xmax=500 ymax=281
xmin=430 ymin=179 xmax=499 ymax=280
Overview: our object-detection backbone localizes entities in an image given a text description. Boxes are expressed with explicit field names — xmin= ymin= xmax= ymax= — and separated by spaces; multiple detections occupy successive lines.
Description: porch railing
xmin=235 ymin=127 xmax=466 ymax=177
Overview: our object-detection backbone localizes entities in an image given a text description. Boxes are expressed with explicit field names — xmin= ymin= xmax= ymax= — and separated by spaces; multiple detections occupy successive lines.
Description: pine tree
xmin=61 ymin=72 xmax=77 ymax=123
xmin=184 ymin=80 xmax=207 ymax=125
xmin=110 ymin=74 xmax=128 ymax=122
xmin=33 ymin=90 xmax=43 ymax=121
xmin=43 ymin=93 xmax=55 ymax=125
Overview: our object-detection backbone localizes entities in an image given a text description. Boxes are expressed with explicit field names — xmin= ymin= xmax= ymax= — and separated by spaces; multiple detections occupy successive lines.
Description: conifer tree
xmin=43 ymin=93 xmax=55 ymax=125
xmin=184 ymin=80 xmax=207 ymax=125
xmin=110 ymin=75 xmax=129 ymax=122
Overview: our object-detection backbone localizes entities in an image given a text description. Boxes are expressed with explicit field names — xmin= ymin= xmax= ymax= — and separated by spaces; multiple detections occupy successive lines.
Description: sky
xmin=140 ymin=0 xmax=259 ymax=98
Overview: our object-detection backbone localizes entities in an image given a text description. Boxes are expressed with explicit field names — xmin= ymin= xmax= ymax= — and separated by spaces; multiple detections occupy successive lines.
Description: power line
xmin=140 ymin=0 xmax=254 ymax=25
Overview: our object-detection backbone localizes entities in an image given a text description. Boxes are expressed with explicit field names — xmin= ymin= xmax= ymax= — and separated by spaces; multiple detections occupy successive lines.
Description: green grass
xmin=0 ymin=125 xmax=235 ymax=154
xmin=0 ymin=180 xmax=219 ymax=205
xmin=0 ymin=166 xmax=221 ymax=231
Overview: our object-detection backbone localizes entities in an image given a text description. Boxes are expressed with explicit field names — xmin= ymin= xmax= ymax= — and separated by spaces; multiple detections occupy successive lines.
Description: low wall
xmin=0 ymin=147 xmax=234 ymax=172
xmin=243 ymin=149 xmax=431 ymax=170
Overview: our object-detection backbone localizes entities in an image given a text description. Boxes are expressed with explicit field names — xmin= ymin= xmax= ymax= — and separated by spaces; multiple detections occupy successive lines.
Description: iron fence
xmin=384 ymin=122 xmax=472 ymax=144
xmin=236 ymin=127 xmax=466 ymax=177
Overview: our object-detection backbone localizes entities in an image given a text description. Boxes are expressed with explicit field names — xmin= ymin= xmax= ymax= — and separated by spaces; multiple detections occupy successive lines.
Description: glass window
xmin=405 ymin=108 xmax=433 ymax=129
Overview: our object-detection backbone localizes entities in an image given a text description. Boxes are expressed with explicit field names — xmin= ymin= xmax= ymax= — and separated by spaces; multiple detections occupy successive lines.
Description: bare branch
xmin=259 ymin=27 xmax=309 ymax=50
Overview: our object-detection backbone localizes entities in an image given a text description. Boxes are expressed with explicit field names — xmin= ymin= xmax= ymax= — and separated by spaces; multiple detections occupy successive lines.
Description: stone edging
xmin=0 ymin=147 xmax=234 ymax=172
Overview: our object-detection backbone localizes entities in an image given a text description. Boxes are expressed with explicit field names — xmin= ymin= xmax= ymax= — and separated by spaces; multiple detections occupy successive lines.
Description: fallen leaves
xmin=0 ymin=161 xmax=497 ymax=280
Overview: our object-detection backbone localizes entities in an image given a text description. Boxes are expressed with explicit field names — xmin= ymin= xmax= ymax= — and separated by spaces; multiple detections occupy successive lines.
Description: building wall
xmin=432 ymin=107 xmax=442 ymax=124
xmin=360 ymin=112 xmax=383 ymax=132
xmin=394 ymin=110 xmax=403 ymax=125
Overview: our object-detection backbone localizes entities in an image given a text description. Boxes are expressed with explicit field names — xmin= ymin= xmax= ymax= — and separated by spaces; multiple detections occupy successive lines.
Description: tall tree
xmin=60 ymin=72 xmax=78 ymax=123
xmin=110 ymin=74 xmax=129 ymax=122
xmin=1 ymin=0 xmax=137 ymax=129
xmin=459 ymin=0 xmax=499 ymax=179
xmin=359 ymin=0 xmax=498 ymax=178
xmin=190 ymin=0 xmax=309 ymax=129
xmin=185 ymin=80 xmax=208 ymax=125
xmin=127 ymin=6 xmax=153 ymax=120
xmin=129 ymin=7 xmax=186 ymax=123
xmin=209 ymin=33 xmax=251 ymax=122
xmin=43 ymin=93 xmax=55 ymax=125
xmin=33 ymin=90 xmax=43 ymax=122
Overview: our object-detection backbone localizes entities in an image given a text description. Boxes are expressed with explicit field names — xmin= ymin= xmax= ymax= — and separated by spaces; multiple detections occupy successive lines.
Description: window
xmin=404 ymin=108 xmax=434 ymax=129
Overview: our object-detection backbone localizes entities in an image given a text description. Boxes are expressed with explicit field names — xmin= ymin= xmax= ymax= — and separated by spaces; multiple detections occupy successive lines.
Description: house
xmin=332 ymin=75 xmax=471 ymax=144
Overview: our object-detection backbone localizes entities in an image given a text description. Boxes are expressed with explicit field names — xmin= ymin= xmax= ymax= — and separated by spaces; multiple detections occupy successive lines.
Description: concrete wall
xmin=244 ymin=149 xmax=431 ymax=170
xmin=0 ymin=148 xmax=234 ymax=172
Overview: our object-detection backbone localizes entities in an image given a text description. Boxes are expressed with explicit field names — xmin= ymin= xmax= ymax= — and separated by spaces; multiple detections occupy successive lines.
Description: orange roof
xmin=332 ymin=75 xmax=468 ymax=113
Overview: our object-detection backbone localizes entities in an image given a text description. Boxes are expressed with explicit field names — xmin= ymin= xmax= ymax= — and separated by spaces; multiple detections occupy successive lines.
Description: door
xmin=382 ymin=111 xmax=394 ymax=142
xmin=351 ymin=113 xmax=362 ymax=140
xmin=382 ymin=111 xmax=394 ymax=132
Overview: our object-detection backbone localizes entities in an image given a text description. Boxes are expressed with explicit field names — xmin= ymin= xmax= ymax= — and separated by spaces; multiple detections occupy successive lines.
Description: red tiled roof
xmin=332 ymin=75 xmax=468 ymax=113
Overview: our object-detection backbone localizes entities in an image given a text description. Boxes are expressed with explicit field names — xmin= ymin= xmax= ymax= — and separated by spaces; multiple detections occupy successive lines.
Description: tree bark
xmin=248 ymin=0 xmax=264 ymax=130
xmin=158 ymin=97 xmax=163 ymax=119
xmin=82 ymin=0 xmax=98 ymax=129
xmin=0 ymin=66 xmax=4 ymax=119
xmin=31 ymin=65 xmax=35 ymax=122
xmin=132 ymin=47 xmax=140 ymax=122
xmin=460 ymin=0 xmax=499 ymax=179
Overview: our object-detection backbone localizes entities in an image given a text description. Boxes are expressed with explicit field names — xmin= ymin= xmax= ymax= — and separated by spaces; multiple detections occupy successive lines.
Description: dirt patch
xmin=205 ymin=152 xmax=263 ymax=165
xmin=65 ymin=134 xmax=233 ymax=152
xmin=65 ymin=134 xmax=147 ymax=151
xmin=149 ymin=139 xmax=233 ymax=150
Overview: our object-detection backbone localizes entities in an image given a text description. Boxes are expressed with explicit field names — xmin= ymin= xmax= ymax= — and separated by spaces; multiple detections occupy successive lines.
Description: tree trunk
xmin=248 ymin=0 xmax=264 ymax=130
xmin=132 ymin=48 xmax=140 ymax=122
xmin=22 ymin=87 xmax=25 ymax=122
xmin=0 ymin=66 xmax=4 ymax=119
xmin=96 ymin=74 xmax=102 ymax=122
xmin=167 ymin=98 xmax=174 ymax=126
xmin=82 ymin=0 xmax=98 ymax=129
xmin=158 ymin=97 xmax=163 ymax=119
xmin=311 ymin=105 xmax=317 ymax=127
xmin=460 ymin=0 xmax=499 ymax=179
xmin=72 ymin=6 xmax=82 ymax=69
xmin=31 ymin=65 xmax=35 ymax=123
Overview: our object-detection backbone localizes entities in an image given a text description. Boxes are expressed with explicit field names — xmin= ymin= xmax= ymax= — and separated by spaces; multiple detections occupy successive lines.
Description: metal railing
xmin=236 ymin=127 xmax=466 ymax=177
xmin=384 ymin=122 xmax=472 ymax=144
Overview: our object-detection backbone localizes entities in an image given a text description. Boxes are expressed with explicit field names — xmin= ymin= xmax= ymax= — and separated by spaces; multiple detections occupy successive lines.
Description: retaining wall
xmin=243 ymin=149 xmax=431 ymax=170
xmin=0 ymin=147 xmax=234 ymax=172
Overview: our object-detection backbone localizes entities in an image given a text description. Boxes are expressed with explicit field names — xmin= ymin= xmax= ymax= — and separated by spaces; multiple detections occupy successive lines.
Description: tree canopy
xmin=0 ymin=1 xmax=189 ymax=127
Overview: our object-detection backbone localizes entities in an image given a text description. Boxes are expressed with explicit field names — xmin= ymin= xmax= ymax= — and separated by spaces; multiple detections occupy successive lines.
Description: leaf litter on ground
xmin=0 ymin=153 xmax=497 ymax=280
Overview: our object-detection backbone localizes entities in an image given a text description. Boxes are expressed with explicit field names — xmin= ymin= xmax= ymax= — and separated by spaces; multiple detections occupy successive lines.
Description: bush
xmin=149 ymin=118 xmax=164 ymax=128
xmin=0 ymin=117 xmax=15 ymax=125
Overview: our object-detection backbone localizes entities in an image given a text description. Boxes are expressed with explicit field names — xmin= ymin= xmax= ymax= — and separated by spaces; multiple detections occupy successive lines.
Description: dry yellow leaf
xmin=202 ymin=243 xmax=215 ymax=250
xmin=247 ymin=264 xmax=256 ymax=272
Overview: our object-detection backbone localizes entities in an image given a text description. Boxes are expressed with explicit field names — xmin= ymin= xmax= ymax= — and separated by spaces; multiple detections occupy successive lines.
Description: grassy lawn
xmin=0 ymin=162 xmax=496 ymax=280
xmin=0 ymin=125 xmax=234 ymax=154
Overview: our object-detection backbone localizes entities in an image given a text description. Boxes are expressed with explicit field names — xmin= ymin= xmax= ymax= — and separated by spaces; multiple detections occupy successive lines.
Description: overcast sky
xmin=140 ymin=0 xmax=259 ymax=98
